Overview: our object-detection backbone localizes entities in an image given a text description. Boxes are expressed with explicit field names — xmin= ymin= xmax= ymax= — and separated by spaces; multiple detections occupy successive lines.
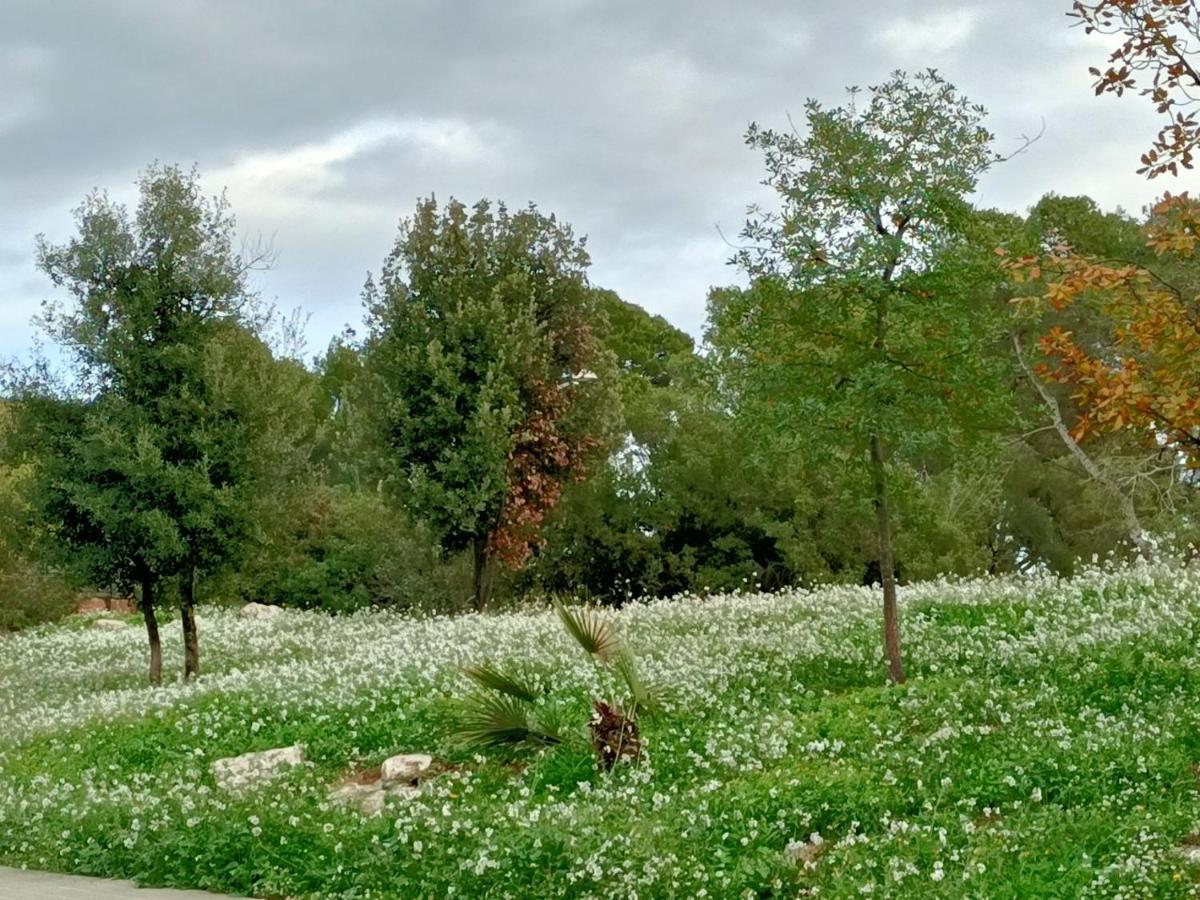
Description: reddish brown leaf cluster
xmin=1071 ymin=0 xmax=1200 ymax=177
xmin=1005 ymin=193 xmax=1200 ymax=462
xmin=488 ymin=320 xmax=603 ymax=569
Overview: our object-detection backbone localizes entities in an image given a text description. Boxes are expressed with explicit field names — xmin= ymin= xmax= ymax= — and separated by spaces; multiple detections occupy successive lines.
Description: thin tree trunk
xmin=140 ymin=576 xmax=163 ymax=686
xmin=1011 ymin=332 xmax=1151 ymax=556
xmin=180 ymin=564 xmax=200 ymax=679
xmin=872 ymin=246 xmax=905 ymax=685
xmin=472 ymin=536 xmax=495 ymax=611
xmin=870 ymin=433 xmax=906 ymax=684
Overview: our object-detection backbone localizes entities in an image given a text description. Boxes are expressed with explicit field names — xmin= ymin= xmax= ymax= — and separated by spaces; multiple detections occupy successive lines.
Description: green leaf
xmin=460 ymin=664 xmax=541 ymax=702
xmin=455 ymin=693 xmax=560 ymax=749
xmin=553 ymin=598 xmax=620 ymax=660
xmin=613 ymin=648 xmax=666 ymax=718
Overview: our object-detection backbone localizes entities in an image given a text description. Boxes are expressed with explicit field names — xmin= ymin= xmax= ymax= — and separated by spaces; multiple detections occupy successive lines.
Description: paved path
xmin=0 ymin=866 xmax=242 ymax=898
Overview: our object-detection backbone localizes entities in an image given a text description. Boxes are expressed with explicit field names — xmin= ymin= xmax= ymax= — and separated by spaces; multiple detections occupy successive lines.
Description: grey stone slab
xmin=0 ymin=866 xmax=243 ymax=899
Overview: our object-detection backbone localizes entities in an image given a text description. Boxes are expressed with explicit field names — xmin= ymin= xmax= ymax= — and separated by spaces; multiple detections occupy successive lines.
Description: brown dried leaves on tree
xmin=488 ymin=324 xmax=603 ymax=569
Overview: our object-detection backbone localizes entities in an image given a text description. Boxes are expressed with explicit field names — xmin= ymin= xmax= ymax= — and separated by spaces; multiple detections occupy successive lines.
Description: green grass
xmin=1 ymin=562 xmax=1199 ymax=897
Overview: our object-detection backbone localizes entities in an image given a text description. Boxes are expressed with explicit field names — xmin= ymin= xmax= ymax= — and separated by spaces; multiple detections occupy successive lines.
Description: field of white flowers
xmin=2 ymin=561 xmax=1200 ymax=898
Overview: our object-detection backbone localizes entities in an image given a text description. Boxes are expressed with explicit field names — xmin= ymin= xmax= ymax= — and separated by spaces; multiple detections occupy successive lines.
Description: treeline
xmin=2 ymin=179 xmax=1194 ymax=607
xmin=3 ymin=52 xmax=1200 ymax=685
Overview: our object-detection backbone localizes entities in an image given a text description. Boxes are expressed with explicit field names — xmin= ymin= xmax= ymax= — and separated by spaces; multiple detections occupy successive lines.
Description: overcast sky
xmin=0 ymin=0 xmax=1167 ymax=361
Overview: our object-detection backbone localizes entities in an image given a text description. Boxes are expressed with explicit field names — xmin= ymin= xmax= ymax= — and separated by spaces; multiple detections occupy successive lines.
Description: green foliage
xmin=553 ymin=597 xmax=620 ymax=660
xmin=0 ymin=411 xmax=75 ymax=631
xmin=722 ymin=69 xmax=1013 ymax=456
xmin=0 ymin=566 xmax=77 ymax=633
xmin=232 ymin=484 xmax=473 ymax=614
xmin=455 ymin=692 xmax=562 ymax=749
xmin=8 ymin=165 xmax=261 ymax=599
xmin=460 ymin=664 xmax=542 ymax=702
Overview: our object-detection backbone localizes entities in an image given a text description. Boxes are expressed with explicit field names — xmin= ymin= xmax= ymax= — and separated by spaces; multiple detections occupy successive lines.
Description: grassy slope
xmin=1 ymin=563 xmax=1199 ymax=898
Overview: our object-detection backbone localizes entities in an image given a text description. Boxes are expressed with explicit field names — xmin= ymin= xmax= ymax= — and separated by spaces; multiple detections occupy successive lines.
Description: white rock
xmin=1177 ymin=843 xmax=1200 ymax=866
xmin=380 ymin=753 xmax=433 ymax=785
xmin=211 ymin=745 xmax=304 ymax=792
xmin=359 ymin=789 xmax=387 ymax=817
xmin=90 ymin=618 xmax=127 ymax=631
xmin=239 ymin=602 xmax=283 ymax=620
xmin=328 ymin=782 xmax=375 ymax=804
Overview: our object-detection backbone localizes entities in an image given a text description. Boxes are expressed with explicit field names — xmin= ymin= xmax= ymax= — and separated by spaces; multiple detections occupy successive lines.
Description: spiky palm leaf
xmin=553 ymin=598 xmax=620 ymax=660
xmin=456 ymin=692 xmax=561 ymax=749
xmin=613 ymin=647 xmax=666 ymax=718
xmin=461 ymin=664 xmax=540 ymax=702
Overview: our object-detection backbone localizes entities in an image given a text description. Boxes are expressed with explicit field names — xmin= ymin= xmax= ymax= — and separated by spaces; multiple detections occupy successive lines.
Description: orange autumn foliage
xmin=1005 ymin=192 xmax=1200 ymax=463
xmin=1072 ymin=0 xmax=1200 ymax=177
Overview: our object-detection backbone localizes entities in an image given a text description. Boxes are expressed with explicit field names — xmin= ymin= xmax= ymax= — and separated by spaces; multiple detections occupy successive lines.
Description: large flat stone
xmin=210 ymin=745 xmax=304 ymax=792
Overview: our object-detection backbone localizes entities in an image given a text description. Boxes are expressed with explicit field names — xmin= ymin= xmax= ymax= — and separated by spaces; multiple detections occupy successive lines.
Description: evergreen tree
xmin=361 ymin=198 xmax=614 ymax=608
xmin=7 ymin=164 xmax=262 ymax=682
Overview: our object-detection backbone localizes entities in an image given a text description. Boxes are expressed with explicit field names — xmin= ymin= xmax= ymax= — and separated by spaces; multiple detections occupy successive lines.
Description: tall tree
xmin=361 ymin=198 xmax=612 ymax=608
xmin=719 ymin=71 xmax=1007 ymax=682
xmin=7 ymin=164 xmax=261 ymax=682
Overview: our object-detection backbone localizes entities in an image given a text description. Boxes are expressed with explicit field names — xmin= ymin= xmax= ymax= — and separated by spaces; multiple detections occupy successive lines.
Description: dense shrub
xmin=233 ymin=485 xmax=474 ymax=614
xmin=0 ymin=563 xmax=76 ymax=632
xmin=0 ymin=413 xmax=77 ymax=631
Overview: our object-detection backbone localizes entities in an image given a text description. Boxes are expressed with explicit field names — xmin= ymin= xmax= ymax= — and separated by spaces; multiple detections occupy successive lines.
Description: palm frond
xmin=531 ymin=703 xmax=572 ymax=747
xmin=461 ymin=664 xmax=540 ymax=702
xmin=613 ymin=647 xmax=666 ymax=718
xmin=553 ymin=598 xmax=620 ymax=661
xmin=456 ymin=692 xmax=561 ymax=749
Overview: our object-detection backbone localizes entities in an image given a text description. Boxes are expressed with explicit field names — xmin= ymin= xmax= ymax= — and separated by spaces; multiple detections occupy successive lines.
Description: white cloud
xmin=208 ymin=117 xmax=501 ymax=217
xmin=875 ymin=9 xmax=980 ymax=58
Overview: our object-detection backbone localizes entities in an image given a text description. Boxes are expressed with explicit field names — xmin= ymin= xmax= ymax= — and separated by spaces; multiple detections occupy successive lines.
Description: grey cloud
xmin=0 ymin=0 xmax=1169 ymax=358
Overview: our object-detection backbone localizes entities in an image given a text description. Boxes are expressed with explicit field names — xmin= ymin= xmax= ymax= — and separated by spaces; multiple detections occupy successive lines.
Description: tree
xmin=1006 ymin=4 xmax=1200 ymax=472
xmin=7 ymin=164 xmax=261 ymax=683
xmin=361 ymin=198 xmax=613 ymax=608
xmin=1007 ymin=193 xmax=1200 ymax=466
xmin=1071 ymin=0 xmax=1200 ymax=177
xmin=994 ymin=195 xmax=1181 ymax=562
xmin=719 ymin=71 xmax=1008 ymax=682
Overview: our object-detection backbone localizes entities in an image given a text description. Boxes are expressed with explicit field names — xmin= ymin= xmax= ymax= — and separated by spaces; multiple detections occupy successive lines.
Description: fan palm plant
xmin=455 ymin=598 xmax=663 ymax=771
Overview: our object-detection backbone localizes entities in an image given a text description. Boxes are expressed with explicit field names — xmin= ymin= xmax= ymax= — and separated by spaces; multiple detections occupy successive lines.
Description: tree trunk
xmin=180 ymin=565 xmax=200 ymax=679
xmin=872 ymin=253 xmax=904 ymax=685
xmin=870 ymin=433 xmax=906 ymax=684
xmin=1011 ymin=332 xmax=1152 ymax=556
xmin=472 ymin=535 xmax=495 ymax=611
xmin=140 ymin=576 xmax=163 ymax=686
